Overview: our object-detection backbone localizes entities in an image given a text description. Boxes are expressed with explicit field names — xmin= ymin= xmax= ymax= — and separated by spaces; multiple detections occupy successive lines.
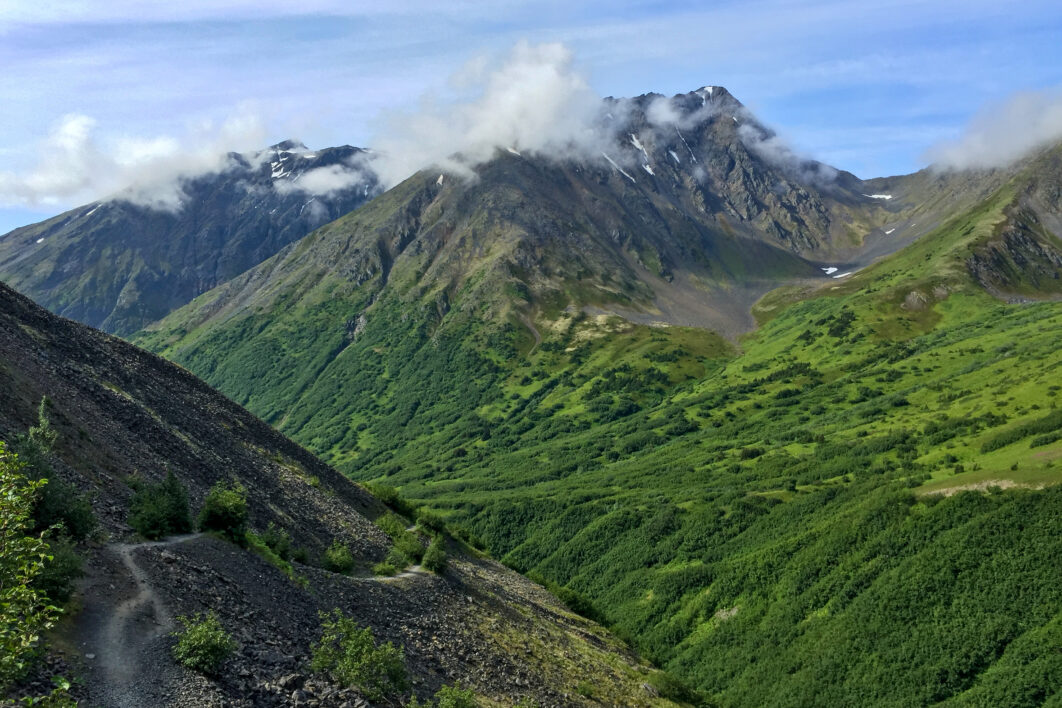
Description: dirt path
xmin=518 ymin=313 xmax=542 ymax=353
xmin=378 ymin=564 xmax=426 ymax=583
xmin=76 ymin=534 xmax=203 ymax=708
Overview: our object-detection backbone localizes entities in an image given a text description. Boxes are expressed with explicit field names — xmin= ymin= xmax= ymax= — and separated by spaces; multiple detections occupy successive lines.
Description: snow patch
xmin=696 ymin=86 xmax=715 ymax=106
xmin=506 ymin=146 xmax=522 ymax=156
xmin=436 ymin=174 xmax=445 ymax=185
xmin=821 ymin=266 xmax=838 ymax=275
xmin=833 ymin=272 xmax=852 ymax=279
xmin=601 ymin=152 xmax=635 ymax=183
xmin=863 ymin=194 xmax=893 ymax=200
xmin=84 ymin=205 xmax=100 ymax=218
xmin=35 ymin=237 xmax=44 ymax=244
xmin=676 ymin=128 xmax=697 ymax=162
xmin=668 ymin=150 xmax=681 ymax=164
xmin=642 ymin=164 xmax=655 ymax=176
xmin=629 ymin=134 xmax=650 ymax=164
xmin=884 ymin=228 xmax=895 ymax=235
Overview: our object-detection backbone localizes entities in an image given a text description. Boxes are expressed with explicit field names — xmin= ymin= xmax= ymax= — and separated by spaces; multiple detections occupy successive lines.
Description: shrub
xmin=372 ymin=561 xmax=399 ymax=576
xmin=394 ymin=533 xmax=425 ymax=563
xmin=365 ymin=483 xmax=418 ymax=518
xmin=375 ymin=512 xmax=409 ymax=540
xmin=129 ymin=471 xmax=192 ymax=540
xmin=0 ymin=442 xmax=61 ymax=694
xmin=415 ymin=508 xmax=446 ymax=533
xmin=323 ymin=540 xmax=355 ymax=574
xmin=31 ymin=478 xmax=96 ymax=541
xmin=197 ymin=481 xmax=248 ymax=545
xmin=260 ymin=522 xmax=292 ymax=560
xmin=311 ymin=610 xmax=408 ymax=701
xmin=171 ymin=612 xmax=235 ymax=675
xmin=422 ymin=535 xmax=447 ymax=573
xmin=645 ymin=670 xmax=704 ymax=705
xmin=34 ymin=536 xmax=83 ymax=604
xmin=435 ymin=684 xmax=477 ymax=708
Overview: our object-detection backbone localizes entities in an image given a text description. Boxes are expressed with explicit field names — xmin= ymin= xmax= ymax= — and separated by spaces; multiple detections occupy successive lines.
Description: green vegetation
xmin=139 ymin=159 xmax=1062 ymax=703
xmin=406 ymin=685 xmax=478 ymax=708
xmin=14 ymin=399 xmax=95 ymax=542
xmin=0 ymin=442 xmax=60 ymax=694
xmin=311 ymin=610 xmax=408 ymax=702
xmin=322 ymin=540 xmax=355 ymax=574
xmin=246 ymin=530 xmax=308 ymax=588
xmin=197 ymin=480 xmax=248 ymax=545
xmin=374 ymin=512 xmax=425 ymax=570
xmin=128 ymin=470 xmax=192 ymax=540
xmin=171 ymin=612 xmax=236 ymax=675
xmin=421 ymin=535 xmax=447 ymax=573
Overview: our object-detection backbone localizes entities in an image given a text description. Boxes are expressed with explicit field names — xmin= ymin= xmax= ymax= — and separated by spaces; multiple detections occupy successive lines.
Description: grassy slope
xmin=137 ymin=166 xmax=1062 ymax=704
xmin=367 ymin=181 xmax=1062 ymax=704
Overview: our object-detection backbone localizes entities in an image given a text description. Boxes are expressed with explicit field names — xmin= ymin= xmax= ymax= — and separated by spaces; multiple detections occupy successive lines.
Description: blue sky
xmin=1 ymin=0 xmax=1061 ymax=233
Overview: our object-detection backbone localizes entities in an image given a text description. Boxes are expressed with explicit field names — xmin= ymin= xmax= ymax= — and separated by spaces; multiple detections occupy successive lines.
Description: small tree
xmin=311 ymin=610 xmax=408 ymax=701
xmin=172 ymin=612 xmax=235 ymax=675
xmin=129 ymin=471 xmax=192 ymax=540
xmin=0 ymin=443 xmax=59 ymax=693
xmin=198 ymin=480 xmax=248 ymax=545
xmin=15 ymin=398 xmax=95 ymax=541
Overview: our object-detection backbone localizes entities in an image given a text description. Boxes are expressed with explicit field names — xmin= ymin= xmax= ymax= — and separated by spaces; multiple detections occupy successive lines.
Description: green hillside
xmin=134 ymin=132 xmax=1062 ymax=705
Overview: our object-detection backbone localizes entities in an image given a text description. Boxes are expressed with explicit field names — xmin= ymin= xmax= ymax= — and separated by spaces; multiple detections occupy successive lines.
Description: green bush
xmin=311 ymin=610 xmax=408 ymax=701
xmin=434 ymin=684 xmax=477 ymax=708
xmin=323 ymin=540 xmax=355 ymax=574
xmin=422 ymin=535 xmax=447 ymax=573
xmin=372 ymin=561 xmax=399 ymax=576
xmin=129 ymin=471 xmax=192 ymax=540
xmin=645 ymin=670 xmax=704 ymax=705
xmin=365 ymin=483 xmax=418 ymax=517
xmin=34 ymin=536 xmax=83 ymax=604
xmin=375 ymin=512 xmax=409 ymax=539
xmin=197 ymin=481 xmax=248 ymax=545
xmin=171 ymin=612 xmax=235 ymax=675
xmin=260 ymin=522 xmax=292 ymax=560
xmin=31 ymin=477 xmax=96 ymax=541
xmin=394 ymin=533 xmax=425 ymax=563
xmin=385 ymin=546 xmax=410 ymax=569
xmin=1 ymin=442 xmax=61 ymax=695
xmin=415 ymin=508 xmax=446 ymax=533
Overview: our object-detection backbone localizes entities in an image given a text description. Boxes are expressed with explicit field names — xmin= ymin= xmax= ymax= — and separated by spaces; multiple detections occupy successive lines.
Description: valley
xmin=3 ymin=82 xmax=1062 ymax=706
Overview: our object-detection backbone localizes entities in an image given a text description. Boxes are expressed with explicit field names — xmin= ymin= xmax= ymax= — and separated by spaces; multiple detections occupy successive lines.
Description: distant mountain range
xmin=0 ymin=141 xmax=380 ymax=334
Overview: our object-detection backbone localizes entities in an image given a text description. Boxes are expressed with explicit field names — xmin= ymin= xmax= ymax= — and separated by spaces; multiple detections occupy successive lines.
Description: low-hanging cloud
xmin=368 ymin=41 xmax=615 ymax=187
xmin=0 ymin=109 xmax=268 ymax=211
xmin=925 ymin=87 xmax=1062 ymax=170
xmin=274 ymin=157 xmax=371 ymax=197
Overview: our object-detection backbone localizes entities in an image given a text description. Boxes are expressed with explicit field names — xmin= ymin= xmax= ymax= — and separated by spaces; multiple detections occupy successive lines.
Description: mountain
xmin=0 ymin=141 xmax=381 ymax=335
xmin=0 ymin=280 xmax=686 ymax=707
xmin=132 ymin=85 xmax=1062 ymax=705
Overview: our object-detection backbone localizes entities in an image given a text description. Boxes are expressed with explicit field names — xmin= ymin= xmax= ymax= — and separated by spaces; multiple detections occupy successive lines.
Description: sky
xmin=1 ymin=0 xmax=1061 ymax=234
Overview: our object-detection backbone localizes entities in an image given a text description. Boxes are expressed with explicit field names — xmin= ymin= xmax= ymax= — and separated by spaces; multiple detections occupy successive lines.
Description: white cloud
xmin=924 ymin=87 xmax=1062 ymax=170
xmin=0 ymin=108 xmax=268 ymax=211
xmin=368 ymin=41 xmax=617 ymax=187
xmin=274 ymin=160 xmax=371 ymax=196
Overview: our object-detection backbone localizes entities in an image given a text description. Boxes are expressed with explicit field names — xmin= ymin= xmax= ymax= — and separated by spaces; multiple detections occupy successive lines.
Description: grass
xmin=135 ymin=168 xmax=1062 ymax=705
